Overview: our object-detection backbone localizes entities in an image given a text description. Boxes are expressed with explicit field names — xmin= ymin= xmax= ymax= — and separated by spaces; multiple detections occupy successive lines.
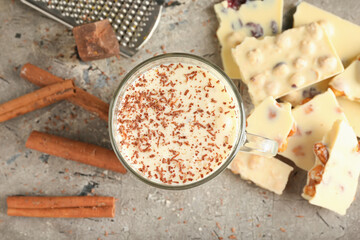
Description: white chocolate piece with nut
xmin=329 ymin=57 xmax=360 ymax=101
xmin=230 ymin=152 xmax=293 ymax=195
xmin=232 ymin=22 xmax=344 ymax=105
xmin=337 ymin=97 xmax=360 ymax=138
xmin=302 ymin=120 xmax=360 ymax=215
xmin=246 ymin=97 xmax=295 ymax=152
xmin=279 ymin=90 xmax=347 ymax=170
xmin=294 ymin=2 xmax=360 ymax=66
xmin=214 ymin=0 xmax=283 ymax=79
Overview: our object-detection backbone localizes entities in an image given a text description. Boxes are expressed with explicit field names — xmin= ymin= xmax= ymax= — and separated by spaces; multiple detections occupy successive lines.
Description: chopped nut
xmin=314 ymin=143 xmax=329 ymax=165
xmin=250 ymin=73 xmax=266 ymax=86
xmin=247 ymin=48 xmax=263 ymax=64
xmin=329 ymin=86 xmax=345 ymax=97
xmin=318 ymin=56 xmax=337 ymax=70
xmin=275 ymin=34 xmax=292 ymax=49
xmin=288 ymin=124 xmax=297 ymax=137
xmin=300 ymin=40 xmax=316 ymax=55
xmin=293 ymin=58 xmax=307 ymax=69
xmin=304 ymin=184 xmax=316 ymax=197
xmin=308 ymin=165 xmax=324 ymax=185
xmin=306 ymin=22 xmax=324 ymax=40
xmin=278 ymin=138 xmax=288 ymax=152
xmin=289 ymin=73 xmax=306 ymax=87
xmin=273 ymin=62 xmax=289 ymax=76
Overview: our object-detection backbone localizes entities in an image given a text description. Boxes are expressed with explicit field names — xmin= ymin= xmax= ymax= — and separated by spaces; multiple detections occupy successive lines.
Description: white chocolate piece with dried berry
xmin=280 ymin=79 xmax=331 ymax=106
xmin=337 ymin=97 xmax=360 ymax=138
xmin=279 ymin=90 xmax=347 ymax=170
xmin=294 ymin=2 xmax=360 ymax=66
xmin=230 ymin=152 xmax=293 ymax=195
xmin=232 ymin=22 xmax=343 ymax=105
xmin=246 ymin=97 xmax=295 ymax=152
xmin=329 ymin=57 xmax=360 ymax=101
xmin=302 ymin=120 xmax=360 ymax=215
xmin=214 ymin=0 xmax=283 ymax=78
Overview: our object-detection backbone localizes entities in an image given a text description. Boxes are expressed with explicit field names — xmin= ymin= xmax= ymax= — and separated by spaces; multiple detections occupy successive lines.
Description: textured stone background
xmin=0 ymin=0 xmax=359 ymax=239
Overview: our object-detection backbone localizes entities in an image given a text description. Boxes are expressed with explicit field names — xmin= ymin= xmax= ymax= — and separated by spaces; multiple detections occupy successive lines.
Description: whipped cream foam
xmin=115 ymin=62 xmax=239 ymax=185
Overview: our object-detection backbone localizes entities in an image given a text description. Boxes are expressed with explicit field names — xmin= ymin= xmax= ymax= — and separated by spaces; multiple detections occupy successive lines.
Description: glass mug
xmin=109 ymin=53 xmax=278 ymax=190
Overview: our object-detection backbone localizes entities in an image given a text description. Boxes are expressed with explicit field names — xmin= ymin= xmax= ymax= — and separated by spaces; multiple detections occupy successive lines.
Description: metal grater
xmin=21 ymin=0 xmax=163 ymax=57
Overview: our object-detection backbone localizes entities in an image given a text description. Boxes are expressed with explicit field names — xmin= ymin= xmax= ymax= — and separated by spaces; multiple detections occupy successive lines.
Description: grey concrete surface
xmin=0 ymin=0 xmax=360 ymax=239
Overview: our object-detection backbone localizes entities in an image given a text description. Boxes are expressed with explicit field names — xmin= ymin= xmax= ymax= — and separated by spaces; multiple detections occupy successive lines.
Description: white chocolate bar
xmin=214 ymin=0 xmax=283 ymax=78
xmin=230 ymin=152 xmax=293 ymax=195
xmin=232 ymin=22 xmax=344 ymax=105
xmin=302 ymin=120 xmax=360 ymax=215
xmin=337 ymin=97 xmax=360 ymax=138
xmin=294 ymin=2 xmax=360 ymax=66
xmin=247 ymin=96 xmax=295 ymax=150
xmin=330 ymin=57 xmax=360 ymax=101
xmin=279 ymin=90 xmax=347 ymax=170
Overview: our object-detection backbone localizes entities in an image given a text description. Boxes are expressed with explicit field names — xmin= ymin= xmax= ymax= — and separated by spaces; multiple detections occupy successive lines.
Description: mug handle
xmin=238 ymin=132 xmax=278 ymax=157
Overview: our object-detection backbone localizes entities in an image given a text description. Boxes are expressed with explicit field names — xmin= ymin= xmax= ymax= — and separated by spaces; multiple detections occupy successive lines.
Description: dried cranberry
xmin=273 ymin=62 xmax=286 ymax=69
xmin=302 ymin=87 xmax=321 ymax=98
xmin=245 ymin=22 xmax=264 ymax=38
xmin=227 ymin=0 xmax=247 ymax=10
xmin=271 ymin=21 xmax=278 ymax=34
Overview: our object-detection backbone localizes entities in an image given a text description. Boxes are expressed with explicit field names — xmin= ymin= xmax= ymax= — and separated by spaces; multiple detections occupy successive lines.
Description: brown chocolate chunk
xmin=73 ymin=19 xmax=120 ymax=62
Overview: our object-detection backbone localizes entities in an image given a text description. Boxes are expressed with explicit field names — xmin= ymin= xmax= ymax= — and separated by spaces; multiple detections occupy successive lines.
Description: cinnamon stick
xmin=26 ymin=131 xmax=126 ymax=174
xmin=0 ymin=80 xmax=75 ymax=123
xmin=7 ymin=196 xmax=115 ymax=218
xmin=7 ymin=206 xmax=115 ymax=218
xmin=21 ymin=63 xmax=109 ymax=121
xmin=7 ymin=196 xmax=114 ymax=209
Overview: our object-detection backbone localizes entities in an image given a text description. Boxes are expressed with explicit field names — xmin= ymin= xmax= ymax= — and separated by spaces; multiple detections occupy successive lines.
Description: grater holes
xmin=123 ymin=36 xmax=130 ymax=42
xmin=124 ymin=20 xmax=130 ymax=26
xmin=24 ymin=0 xmax=163 ymax=56
xmin=115 ymin=17 xmax=122 ymax=24
xmin=121 ymin=25 xmax=127 ymax=31
xmin=126 ymin=31 xmax=133 ymax=37
xmin=117 ymin=30 xmax=125 ymax=36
